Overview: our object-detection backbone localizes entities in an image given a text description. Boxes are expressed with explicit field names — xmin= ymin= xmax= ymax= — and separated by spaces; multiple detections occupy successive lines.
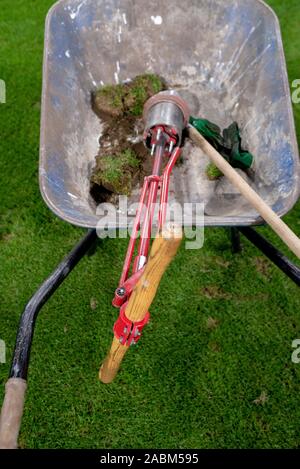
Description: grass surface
xmin=0 ymin=0 xmax=300 ymax=449
xmin=91 ymin=148 xmax=140 ymax=195
xmin=94 ymin=73 xmax=164 ymax=117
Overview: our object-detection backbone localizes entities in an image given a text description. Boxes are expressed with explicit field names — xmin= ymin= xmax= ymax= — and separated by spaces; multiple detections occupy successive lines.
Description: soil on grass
xmin=90 ymin=74 xmax=166 ymax=204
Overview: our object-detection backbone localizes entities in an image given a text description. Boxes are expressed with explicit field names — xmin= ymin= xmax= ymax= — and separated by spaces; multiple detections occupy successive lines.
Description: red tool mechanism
xmin=113 ymin=303 xmax=151 ymax=346
xmin=112 ymin=91 xmax=190 ymax=344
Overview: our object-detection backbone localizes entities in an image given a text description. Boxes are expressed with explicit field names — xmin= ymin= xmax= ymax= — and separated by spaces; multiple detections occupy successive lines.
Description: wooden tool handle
xmin=99 ymin=337 xmax=128 ymax=384
xmin=125 ymin=223 xmax=183 ymax=323
xmin=0 ymin=378 xmax=27 ymax=449
xmin=189 ymin=126 xmax=300 ymax=259
xmin=99 ymin=223 xmax=183 ymax=384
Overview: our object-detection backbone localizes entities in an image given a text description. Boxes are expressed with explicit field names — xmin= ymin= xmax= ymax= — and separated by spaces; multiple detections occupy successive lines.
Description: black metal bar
xmin=10 ymin=229 xmax=98 ymax=380
xmin=230 ymin=228 xmax=242 ymax=254
xmin=238 ymin=227 xmax=300 ymax=287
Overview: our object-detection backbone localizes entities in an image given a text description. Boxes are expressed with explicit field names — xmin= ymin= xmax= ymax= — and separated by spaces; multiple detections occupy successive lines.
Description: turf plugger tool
xmin=100 ymin=90 xmax=300 ymax=384
xmin=99 ymin=91 xmax=189 ymax=383
xmin=1 ymin=85 xmax=300 ymax=447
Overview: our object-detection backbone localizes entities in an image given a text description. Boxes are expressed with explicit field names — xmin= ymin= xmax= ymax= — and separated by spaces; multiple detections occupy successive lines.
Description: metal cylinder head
xmin=143 ymin=91 xmax=190 ymax=148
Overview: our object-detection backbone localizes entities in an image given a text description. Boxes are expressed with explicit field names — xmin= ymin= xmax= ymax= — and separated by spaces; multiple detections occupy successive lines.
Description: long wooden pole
xmin=188 ymin=126 xmax=300 ymax=259
xmin=99 ymin=223 xmax=183 ymax=383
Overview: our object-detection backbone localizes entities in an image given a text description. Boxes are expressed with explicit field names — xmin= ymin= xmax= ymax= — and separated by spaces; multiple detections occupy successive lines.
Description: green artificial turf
xmin=0 ymin=0 xmax=300 ymax=449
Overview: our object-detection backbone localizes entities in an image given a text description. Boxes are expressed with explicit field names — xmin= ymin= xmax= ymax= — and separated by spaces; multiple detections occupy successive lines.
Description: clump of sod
xmin=206 ymin=163 xmax=223 ymax=181
xmin=90 ymin=74 xmax=166 ymax=203
xmin=90 ymin=149 xmax=140 ymax=195
xmin=93 ymin=74 xmax=165 ymax=119
xmin=123 ymin=74 xmax=164 ymax=116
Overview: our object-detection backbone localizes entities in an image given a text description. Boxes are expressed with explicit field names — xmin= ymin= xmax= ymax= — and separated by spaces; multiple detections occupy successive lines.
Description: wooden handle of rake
xmin=0 ymin=378 xmax=27 ymax=449
xmin=189 ymin=126 xmax=300 ymax=260
xmin=99 ymin=223 xmax=183 ymax=384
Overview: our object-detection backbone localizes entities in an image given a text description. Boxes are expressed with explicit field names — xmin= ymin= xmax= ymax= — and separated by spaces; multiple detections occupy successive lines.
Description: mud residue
xmin=90 ymin=74 xmax=166 ymax=204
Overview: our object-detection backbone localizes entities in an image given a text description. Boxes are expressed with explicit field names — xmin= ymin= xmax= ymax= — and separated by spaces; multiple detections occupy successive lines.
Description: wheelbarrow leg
xmin=230 ymin=228 xmax=242 ymax=254
xmin=0 ymin=229 xmax=98 ymax=449
xmin=238 ymin=227 xmax=300 ymax=287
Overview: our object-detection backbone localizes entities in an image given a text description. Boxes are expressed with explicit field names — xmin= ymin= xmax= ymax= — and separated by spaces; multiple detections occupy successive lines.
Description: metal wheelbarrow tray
xmin=40 ymin=0 xmax=300 ymax=229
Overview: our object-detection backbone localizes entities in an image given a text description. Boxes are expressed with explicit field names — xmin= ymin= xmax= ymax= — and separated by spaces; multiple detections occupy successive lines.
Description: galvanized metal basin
xmin=40 ymin=0 xmax=300 ymax=228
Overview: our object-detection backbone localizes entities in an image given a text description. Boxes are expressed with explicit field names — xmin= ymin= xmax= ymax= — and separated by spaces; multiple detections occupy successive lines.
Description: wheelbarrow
xmin=1 ymin=0 xmax=300 ymax=449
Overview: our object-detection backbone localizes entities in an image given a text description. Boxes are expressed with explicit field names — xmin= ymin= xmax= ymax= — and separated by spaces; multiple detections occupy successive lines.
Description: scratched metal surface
xmin=39 ymin=0 xmax=300 ymax=228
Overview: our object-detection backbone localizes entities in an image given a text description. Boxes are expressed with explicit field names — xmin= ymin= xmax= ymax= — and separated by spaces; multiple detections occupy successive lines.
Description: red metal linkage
xmin=112 ymin=125 xmax=181 ymax=343
xmin=158 ymin=147 xmax=181 ymax=230
xmin=135 ymin=145 xmax=164 ymax=273
xmin=113 ymin=302 xmax=150 ymax=347
xmin=116 ymin=178 xmax=150 ymax=289
xmin=112 ymin=140 xmax=166 ymax=307
xmin=112 ymin=267 xmax=145 ymax=307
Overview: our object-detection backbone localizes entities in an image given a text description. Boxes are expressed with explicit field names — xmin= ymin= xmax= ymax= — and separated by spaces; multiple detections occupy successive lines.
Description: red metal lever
xmin=112 ymin=134 xmax=181 ymax=309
